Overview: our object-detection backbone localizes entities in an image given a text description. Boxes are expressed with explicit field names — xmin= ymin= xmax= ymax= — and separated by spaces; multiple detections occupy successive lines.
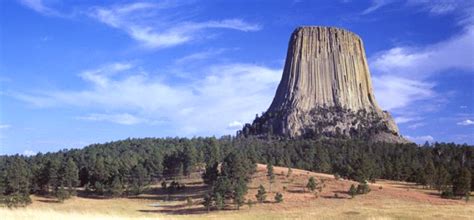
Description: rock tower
xmin=240 ymin=26 xmax=407 ymax=143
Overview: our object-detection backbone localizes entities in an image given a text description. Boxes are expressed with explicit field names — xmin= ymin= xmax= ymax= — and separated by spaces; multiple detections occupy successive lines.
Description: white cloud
xmin=0 ymin=124 xmax=11 ymax=129
xmin=19 ymin=0 xmax=57 ymax=15
xmin=373 ymin=75 xmax=434 ymax=110
xmin=370 ymin=21 xmax=474 ymax=126
xmin=88 ymin=2 xmax=261 ymax=49
xmin=394 ymin=116 xmax=422 ymax=124
xmin=371 ymin=26 xmax=474 ymax=79
xmin=406 ymin=0 xmax=465 ymax=15
xmin=14 ymin=62 xmax=281 ymax=136
xmin=227 ymin=121 xmax=243 ymax=130
xmin=175 ymin=48 xmax=229 ymax=65
xmin=457 ymin=119 xmax=474 ymax=126
xmin=78 ymin=113 xmax=145 ymax=125
xmin=362 ymin=0 xmax=471 ymax=16
xmin=407 ymin=122 xmax=425 ymax=129
xmin=362 ymin=0 xmax=395 ymax=14
xmin=405 ymin=135 xmax=434 ymax=143
xmin=22 ymin=150 xmax=36 ymax=156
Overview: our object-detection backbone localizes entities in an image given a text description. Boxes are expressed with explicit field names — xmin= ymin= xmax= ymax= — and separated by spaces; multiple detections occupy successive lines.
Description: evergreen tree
xmin=422 ymin=161 xmax=436 ymax=188
xmin=435 ymin=166 xmax=450 ymax=192
xmin=110 ymin=176 xmax=123 ymax=197
xmin=214 ymin=192 xmax=225 ymax=210
xmin=234 ymin=182 xmax=246 ymax=210
xmin=256 ymin=184 xmax=267 ymax=203
xmin=267 ymin=162 xmax=275 ymax=192
xmin=349 ymin=184 xmax=357 ymax=198
xmin=306 ymin=177 xmax=317 ymax=193
xmin=60 ymin=158 xmax=79 ymax=194
xmin=130 ymin=164 xmax=150 ymax=195
xmin=274 ymin=192 xmax=283 ymax=203
xmin=453 ymin=168 xmax=471 ymax=198
xmin=202 ymin=162 xmax=219 ymax=186
xmin=202 ymin=193 xmax=213 ymax=212
xmin=55 ymin=185 xmax=69 ymax=202
xmin=286 ymin=167 xmax=292 ymax=178
xmin=182 ymin=144 xmax=197 ymax=176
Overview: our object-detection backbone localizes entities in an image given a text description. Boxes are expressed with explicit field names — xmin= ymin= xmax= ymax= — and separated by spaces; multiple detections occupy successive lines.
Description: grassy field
xmin=2 ymin=164 xmax=473 ymax=220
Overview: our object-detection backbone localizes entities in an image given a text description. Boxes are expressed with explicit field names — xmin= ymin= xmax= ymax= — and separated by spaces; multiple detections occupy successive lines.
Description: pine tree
xmin=202 ymin=193 xmax=213 ymax=212
xmin=256 ymin=184 xmax=267 ymax=203
xmin=55 ymin=185 xmax=69 ymax=202
xmin=233 ymin=179 xmax=247 ymax=210
xmin=130 ymin=164 xmax=150 ymax=195
xmin=274 ymin=192 xmax=283 ymax=203
xmin=286 ymin=167 xmax=292 ymax=178
xmin=182 ymin=144 xmax=197 ymax=177
xmin=349 ymin=184 xmax=357 ymax=198
xmin=110 ymin=176 xmax=123 ymax=197
xmin=267 ymin=163 xmax=275 ymax=192
xmin=215 ymin=192 xmax=225 ymax=210
xmin=423 ymin=161 xmax=436 ymax=188
xmin=435 ymin=166 xmax=450 ymax=192
xmin=202 ymin=162 xmax=219 ymax=186
xmin=453 ymin=168 xmax=471 ymax=198
xmin=306 ymin=177 xmax=317 ymax=193
xmin=60 ymin=158 xmax=79 ymax=195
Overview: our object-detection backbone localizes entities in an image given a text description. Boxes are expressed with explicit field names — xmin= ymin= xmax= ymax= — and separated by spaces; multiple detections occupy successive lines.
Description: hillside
xmin=2 ymin=163 xmax=473 ymax=220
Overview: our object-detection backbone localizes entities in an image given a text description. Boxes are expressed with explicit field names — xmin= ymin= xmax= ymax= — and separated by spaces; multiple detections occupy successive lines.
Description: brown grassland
xmin=1 ymin=164 xmax=473 ymax=219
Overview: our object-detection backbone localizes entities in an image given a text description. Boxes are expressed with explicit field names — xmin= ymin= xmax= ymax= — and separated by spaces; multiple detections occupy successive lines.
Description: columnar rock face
xmin=240 ymin=26 xmax=407 ymax=143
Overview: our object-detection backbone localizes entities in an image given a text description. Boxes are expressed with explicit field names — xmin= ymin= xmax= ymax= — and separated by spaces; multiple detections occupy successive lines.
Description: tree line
xmin=0 ymin=136 xmax=472 ymax=207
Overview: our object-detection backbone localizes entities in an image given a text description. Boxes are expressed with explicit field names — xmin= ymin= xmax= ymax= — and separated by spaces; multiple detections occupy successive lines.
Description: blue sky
xmin=1 ymin=0 xmax=473 ymax=155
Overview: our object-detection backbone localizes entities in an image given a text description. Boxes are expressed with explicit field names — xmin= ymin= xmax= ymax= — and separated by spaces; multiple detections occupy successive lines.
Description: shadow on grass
xmin=286 ymin=189 xmax=306 ymax=193
xmin=37 ymin=199 xmax=61 ymax=203
xmin=139 ymin=205 xmax=239 ymax=215
xmin=128 ymin=184 xmax=209 ymax=201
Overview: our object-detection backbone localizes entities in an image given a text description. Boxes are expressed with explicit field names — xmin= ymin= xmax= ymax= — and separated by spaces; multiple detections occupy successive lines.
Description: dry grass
xmin=2 ymin=164 xmax=473 ymax=220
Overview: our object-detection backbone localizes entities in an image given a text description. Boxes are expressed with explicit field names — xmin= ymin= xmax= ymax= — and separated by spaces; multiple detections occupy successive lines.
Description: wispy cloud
xmin=370 ymin=9 xmax=474 ymax=130
xmin=394 ymin=116 xmax=422 ymax=124
xmin=0 ymin=124 xmax=11 ymax=129
xmin=406 ymin=0 xmax=466 ymax=15
xmin=88 ymin=2 xmax=261 ymax=49
xmin=175 ymin=48 xmax=230 ymax=65
xmin=373 ymin=75 xmax=435 ymax=111
xmin=457 ymin=119 xmax=474 ymax=126
xmin=362 ymin=0 xmax=472 ymax=16
xmin=362 ymin=0 xmax=395 ymax=14
xmin=19 ymin=0 xmax=57 ymax=15
xmin=78 ymin=113 xmax=145 ymax=125
xmin=14 ymin=62 xmax=281 ymax=135
xmin=371 ymin=26 xmax=474 ymax=80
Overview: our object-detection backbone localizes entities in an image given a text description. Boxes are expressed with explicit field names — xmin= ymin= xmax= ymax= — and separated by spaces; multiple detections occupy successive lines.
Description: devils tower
xmin=240 ymin=26 xmax=407 ymax=143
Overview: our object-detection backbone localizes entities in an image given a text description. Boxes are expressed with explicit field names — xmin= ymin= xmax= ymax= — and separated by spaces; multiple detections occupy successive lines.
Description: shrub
xmin=55 ymin=186 xmax=70 ymax=203
xmin=356 ymin=181 xmax=371 ymax=194
xmin=161 ymin=181 xmax=167 ymax=189
xmin=247 ymin=199 xmax=254 ymax=209
xmin=441 ymin=189 xmax=454 ymax=199
xmin=186 ymin=197 xmax=193 ymax=207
